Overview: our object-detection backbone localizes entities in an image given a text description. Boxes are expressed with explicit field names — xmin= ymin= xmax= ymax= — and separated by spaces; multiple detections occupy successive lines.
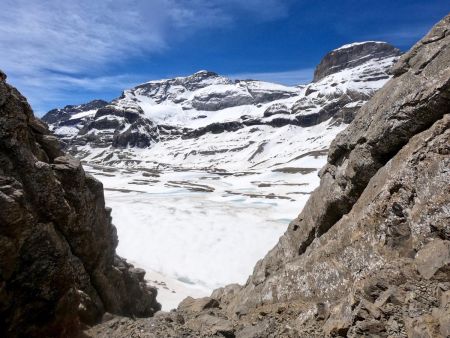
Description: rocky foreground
xmin=87 ymin=14 xmax=450 ymax=338
xmin=0 ymin=73 xmax=160 ymax=336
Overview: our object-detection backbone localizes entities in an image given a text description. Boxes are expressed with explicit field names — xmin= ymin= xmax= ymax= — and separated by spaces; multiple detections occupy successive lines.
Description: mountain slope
xmin=43 ymin=41 xmax=401 ymax=174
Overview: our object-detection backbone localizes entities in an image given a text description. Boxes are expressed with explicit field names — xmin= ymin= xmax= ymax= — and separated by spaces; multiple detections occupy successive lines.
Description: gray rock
xmin=191 ymin=86 xmax=254 ymax=111
xmin=313 ymin=41 xmax=401 ymax=82
xmin=42 ymin=99 xmax=108 ymax=124
xmin=178 ymin=296 xmax=220 ymax=313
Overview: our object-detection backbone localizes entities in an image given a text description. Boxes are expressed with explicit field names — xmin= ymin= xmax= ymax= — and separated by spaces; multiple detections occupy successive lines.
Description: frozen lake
xmin=85 ymin=165 xmax=317 ymax=310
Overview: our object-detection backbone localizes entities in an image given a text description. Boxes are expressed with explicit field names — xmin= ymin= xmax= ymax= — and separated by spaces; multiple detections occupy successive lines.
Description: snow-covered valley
xmin=83 ymin=119 xmax=342 ymax=310
xmin=42 ymin=41 xmax=402 ymax=310
xmin=88 ymin=166 xmax=302 ymax=310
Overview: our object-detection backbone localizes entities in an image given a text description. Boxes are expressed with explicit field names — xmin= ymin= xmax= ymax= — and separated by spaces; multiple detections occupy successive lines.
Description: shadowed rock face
xmin=313 ymin=41 xmax=402 ymax=82
xmin=86 ymin=14 xmax=450 ymax=338
xmin=0 ymin=71 xmax=160 ymax=337
xmin=42 ymin=99 xmax=108 ymax=124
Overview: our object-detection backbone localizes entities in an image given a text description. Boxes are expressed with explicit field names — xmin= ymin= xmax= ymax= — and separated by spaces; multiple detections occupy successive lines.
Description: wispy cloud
xmin=229 ymin=68 xmax=314 ymax=86
xmin=0 ymin=0 xmax=291 ymax=114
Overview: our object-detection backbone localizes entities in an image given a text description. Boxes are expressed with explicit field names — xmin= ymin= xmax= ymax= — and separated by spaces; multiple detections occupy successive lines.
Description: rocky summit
xmin=0 ymin=71 xmax=160 ymax=337
xmin=86 ymin=13 xmax=450 ymax=338
xmin=313 ymin=41 xmax=401 ymax=82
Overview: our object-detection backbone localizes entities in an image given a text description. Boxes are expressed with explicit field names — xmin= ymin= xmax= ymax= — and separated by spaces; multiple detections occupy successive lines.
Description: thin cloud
xmin=0 ymin=0 xmax=291 ymax=113
xmin=9 ymin=73 xmax=148 ymax=116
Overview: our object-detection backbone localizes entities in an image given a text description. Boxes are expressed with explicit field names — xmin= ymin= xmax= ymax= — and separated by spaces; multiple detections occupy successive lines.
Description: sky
xmin=0 ymin=1 xmax=448 ymax=115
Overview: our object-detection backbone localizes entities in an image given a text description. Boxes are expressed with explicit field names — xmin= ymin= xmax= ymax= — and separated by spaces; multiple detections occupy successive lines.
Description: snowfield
xmin=87 ymin=166 xmax=312 ymax=310
xmin=82 ymin=118 xmax=346 ymax=310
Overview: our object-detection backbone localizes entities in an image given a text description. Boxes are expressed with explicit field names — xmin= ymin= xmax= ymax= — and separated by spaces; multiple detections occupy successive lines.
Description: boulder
xmin=415 ymin=240 xmax=450 ymax=280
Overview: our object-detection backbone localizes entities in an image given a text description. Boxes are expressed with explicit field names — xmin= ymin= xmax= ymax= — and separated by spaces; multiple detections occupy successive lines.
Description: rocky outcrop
xmin=0 ymin=71 xmax=160 ymax=337
xmin=42 ymin=99 xmax=108 ymax=124
xmin=132 ymin=70 xmax=232 ymax=104
xmin=190 ymin=86 xmax=255 ymax=111
xmin=220 ymin=12 xmax=450 ymax=330
xmin=61 ymin=104 xmax=160 ymax=149
xmin=86 ymin=14 xmax=450 ymax=338
xmin=313 ymin=41 xmax=401 ymax=82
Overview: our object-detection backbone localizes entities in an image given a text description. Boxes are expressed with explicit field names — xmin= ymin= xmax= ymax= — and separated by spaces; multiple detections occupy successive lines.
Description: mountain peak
xmin=332 ymin=40 xmax=386 ymax=52
xmin=193 ymin=70 xmax=217 ymax=76
xmin=313 ymin=41 xmax=401 ymax=82
xmin=187 ymin=70 xmax=222 ymax=81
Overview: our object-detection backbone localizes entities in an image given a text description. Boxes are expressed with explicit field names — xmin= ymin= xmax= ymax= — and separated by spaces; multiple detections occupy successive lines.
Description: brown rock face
xmin=87 ymin=13 xmax=450 ymax=338
xmin=0 ymin=71 xmax=160 ymax=337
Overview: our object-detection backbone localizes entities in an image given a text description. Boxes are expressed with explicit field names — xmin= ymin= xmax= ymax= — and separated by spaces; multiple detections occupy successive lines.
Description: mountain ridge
xmin=42 ymin=41 xmax=401 ymax=174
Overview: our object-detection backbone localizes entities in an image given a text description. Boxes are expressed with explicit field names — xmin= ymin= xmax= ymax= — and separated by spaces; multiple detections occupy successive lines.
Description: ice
xmin=84 ymin=136 xmax=329 ymax=310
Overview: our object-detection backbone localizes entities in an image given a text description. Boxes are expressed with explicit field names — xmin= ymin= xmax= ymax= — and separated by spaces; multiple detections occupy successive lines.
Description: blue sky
xmin=0 ymin=1 xmax=448 ymax=115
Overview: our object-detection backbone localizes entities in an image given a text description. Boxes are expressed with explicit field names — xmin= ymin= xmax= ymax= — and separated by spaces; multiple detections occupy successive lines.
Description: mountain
xmin=42 ymin=41 xmax=401 ymax=173
xmin=42 ymin=99 xmax=108 ymax=124
xmin=0 ymin=71 xmax=160 ymax=337
xmin=86 ymin=14 xmax=450 ymax=338
xmin=313 ymin=41 xmax=401 ymax=81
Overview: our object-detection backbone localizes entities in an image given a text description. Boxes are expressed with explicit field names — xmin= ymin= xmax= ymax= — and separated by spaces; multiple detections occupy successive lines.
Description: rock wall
xmin=87 ymin=13 xmax=450 ymax=338
xmin=0 ymin=71 xmax=160 ymax=337
xmin=313 ymin=41 xmax=401 ymax=82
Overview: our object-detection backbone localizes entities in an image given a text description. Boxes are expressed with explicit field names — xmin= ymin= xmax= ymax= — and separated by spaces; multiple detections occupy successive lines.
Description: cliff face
xmin=87 ymin=14 xmax=450 ymax=338
xmin=216 ymin=14 xmax=450 ymax=336
xmin=0 ymin=72 xmax=160 ymax=337
xmin=313 ymin=41 xmax=401 ymax=82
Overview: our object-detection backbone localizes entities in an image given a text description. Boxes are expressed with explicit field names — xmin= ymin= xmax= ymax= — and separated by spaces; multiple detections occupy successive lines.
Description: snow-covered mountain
xmin=42 ymin=41 xmax=402 ymax=308
xmin=43 ymin=41 xmax=401 ymax=172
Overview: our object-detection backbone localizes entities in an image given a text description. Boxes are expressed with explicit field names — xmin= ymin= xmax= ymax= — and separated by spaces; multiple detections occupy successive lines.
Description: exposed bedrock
xmin=0 ymin=71 xmax=160 ymax=337
xmin=215 ymin=13 xmax=450 ymax=336
xmin=43 ymin=99 xmax=108 ymax=125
